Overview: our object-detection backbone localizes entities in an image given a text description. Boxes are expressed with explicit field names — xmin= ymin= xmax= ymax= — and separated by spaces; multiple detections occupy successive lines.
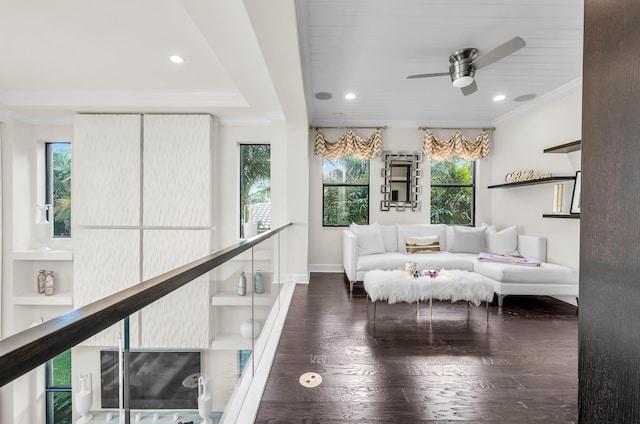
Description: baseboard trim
xmin=551 ymin=295 xmax=579 ymax=307
xmin=308 ymin=264 xmax=343 ymax=273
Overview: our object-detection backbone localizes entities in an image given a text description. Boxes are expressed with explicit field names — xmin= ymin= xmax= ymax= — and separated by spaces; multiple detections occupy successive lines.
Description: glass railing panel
xmin=69 ymin=319 xmax=127 ymax=422
xmin=2 ymin=224 xmax=293 ymax=424
xmin=247 ymin=234 xmax=277 ymax=374
xmin=208 ymin=236 xmax=275 ymax=418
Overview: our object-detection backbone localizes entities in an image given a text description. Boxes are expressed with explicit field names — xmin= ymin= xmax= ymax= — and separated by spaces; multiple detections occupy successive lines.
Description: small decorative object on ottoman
xmin=404 ymin=261 xmax=416 ymax=277
xmin=422 ymin=269 xmax=439 ymax=278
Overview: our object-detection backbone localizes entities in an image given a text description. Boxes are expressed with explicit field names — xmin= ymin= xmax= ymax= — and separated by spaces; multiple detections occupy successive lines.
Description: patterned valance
xmin=422 ymin=128 xmax=490 ymax=161
xmin=314 ymin=128 xmax=383 ymax=160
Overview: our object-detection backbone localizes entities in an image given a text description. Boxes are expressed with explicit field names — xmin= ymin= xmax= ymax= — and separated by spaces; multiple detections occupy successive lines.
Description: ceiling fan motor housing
xmin=449 ymin=48 xmax=478 ymax=87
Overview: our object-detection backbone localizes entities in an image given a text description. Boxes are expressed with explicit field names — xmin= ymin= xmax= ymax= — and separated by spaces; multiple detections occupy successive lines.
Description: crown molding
xmin=492 ymin=77 xmax=582 ymax=127
xmin=0 ymin=109 xmax=73 ymax=126
xmin=308 ymin=119 xmax=493 ymax=130
xmin=0 ymin=89 xmax=247 ymax=108
xmin=218 ymin=116 xmax=273 ymax=127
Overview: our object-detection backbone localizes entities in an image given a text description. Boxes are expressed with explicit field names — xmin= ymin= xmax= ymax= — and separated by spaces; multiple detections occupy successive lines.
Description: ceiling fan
xmin=407 ymin=37 xmax=526 ymax=96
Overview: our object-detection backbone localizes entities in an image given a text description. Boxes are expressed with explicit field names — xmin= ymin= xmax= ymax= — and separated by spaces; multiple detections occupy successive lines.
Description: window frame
xmin=322 ymin=156 xmax=370 ymax=227
xmin=430 ymin=158 xmax=476 ymax=226
xmin=45 ymin=141 xmax=72 ymax=238
xmin=239 ymin=143 xmax=271 ymax=238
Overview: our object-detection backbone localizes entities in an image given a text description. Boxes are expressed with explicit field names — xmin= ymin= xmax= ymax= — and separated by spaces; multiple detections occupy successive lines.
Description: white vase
xmin=197 ymin=375 xmax=213 ymax=424
xmin=240 ymin=318 xmax=261 ymax=339
xmin=244 ymin=222 xmax=257 ymax=238
xmin=75 ymin=373 xmax=93 ymax=423
xmin=34 ymin=204 xmax=53 ymax=250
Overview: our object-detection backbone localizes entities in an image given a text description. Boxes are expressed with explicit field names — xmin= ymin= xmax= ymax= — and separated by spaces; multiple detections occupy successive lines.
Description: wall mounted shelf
xmin=211 ymin=292 xmax=273 ymax=306
xmin=543 ymin=214 xmax=580 ymax=219
xmin=13 ymin=250 xmax=73 ymax=261
xmin=488 ymin=176 xmax=576 ymax=189
xmin=210 ymin=335 xmax=253 ymax=350
xmin=543 ymin=140 xmax=582 ymax=153
xmin=13 ymin=291 xmax=73 ymax=306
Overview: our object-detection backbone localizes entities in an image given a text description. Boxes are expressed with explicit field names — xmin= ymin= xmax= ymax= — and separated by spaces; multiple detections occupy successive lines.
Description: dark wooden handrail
xmin=0 ymin=223 xmax=293 ymax=387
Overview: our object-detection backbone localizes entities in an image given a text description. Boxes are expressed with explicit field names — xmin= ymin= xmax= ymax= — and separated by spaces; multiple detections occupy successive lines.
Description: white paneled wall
xmin=140 ymin=229 xmax=211 ymax=348
xmin=73 ymin=228 xmax=141 ymax=346
xmin=143 ymin=115 xmax=213 ymax=227
xmin=73 ymin=114 xmax=214 ymax=348
xmin=73 ymin=114 xmax=141 ymax=226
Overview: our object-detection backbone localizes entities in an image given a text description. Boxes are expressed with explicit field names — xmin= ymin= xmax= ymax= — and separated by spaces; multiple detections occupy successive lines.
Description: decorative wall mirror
xmin=380 ymin=151 xmax=422 ymax=211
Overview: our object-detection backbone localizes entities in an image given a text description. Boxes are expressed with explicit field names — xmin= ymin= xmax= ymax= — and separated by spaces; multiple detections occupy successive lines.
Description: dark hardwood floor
xmin=255 ymin=272 xmax=578 ymax=423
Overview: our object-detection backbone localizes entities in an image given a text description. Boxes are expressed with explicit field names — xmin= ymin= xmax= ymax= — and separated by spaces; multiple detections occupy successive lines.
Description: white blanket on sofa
xmin=364 ymin=269 xmax=495 ymax=306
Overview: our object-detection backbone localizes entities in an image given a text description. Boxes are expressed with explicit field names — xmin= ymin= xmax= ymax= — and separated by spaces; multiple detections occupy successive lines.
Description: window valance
xmin=422 ymin=128 xmax=490 ymax=161
xmin=314 ymin=128 xmax=383 ymax=160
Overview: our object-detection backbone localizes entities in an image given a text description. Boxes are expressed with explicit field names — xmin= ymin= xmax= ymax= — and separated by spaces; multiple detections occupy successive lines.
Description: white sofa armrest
xmin=343 ymin=230 xmax=358 ymax=282
xmin=517 ymin=234 xmax=547 ymax=262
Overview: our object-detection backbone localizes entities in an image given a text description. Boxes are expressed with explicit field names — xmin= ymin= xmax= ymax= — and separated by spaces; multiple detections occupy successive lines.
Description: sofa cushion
xmin=485 ymin=225 xmax=518 ymax=255
xmin=397 ymin=224 xmax=445 ymax=253
xmin=473 ymin=260 xmax=578 ymax=285
xmin=379 ymin=224 xmax=398 ymax=252
xmin=349 ymin=223 xmax=385 ymax=256
xmin=357 ymin=252 xmax=410 ymax=272
xmin=451 ymin=226 xmax=486 ymax=254
xmin=405 ymin=235 xmax=440 ymax=253
xmin=408 ymin=252 xmax=475 ymax=271
xmin=444 ymin=226 xmax=454 ymax=252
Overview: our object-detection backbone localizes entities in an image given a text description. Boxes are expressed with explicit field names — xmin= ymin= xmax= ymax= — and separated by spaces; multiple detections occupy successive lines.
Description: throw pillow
xmin=451 ymin=226 xmax=487 ymax=254
xmin=405 ymin=235 xmax=440 ymax=253
xmin=379 ymin=224 xmax=398 ymax=252
xmin=396 ymin=224 xmax=444 ymax=252
xmin=350 ymin=222 xmax=385 ymax=256
xmin=485 ymin=225 xmax=518 ymax=255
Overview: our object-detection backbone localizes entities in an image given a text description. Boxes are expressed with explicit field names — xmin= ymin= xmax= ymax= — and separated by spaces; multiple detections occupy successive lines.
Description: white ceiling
xmin=297 ymin=0 xmax=584 ymax=127
xmin=0 ymin=0 xmax=297 ymax=125
xmin=0 ymin=0 xmax=583 ymax=127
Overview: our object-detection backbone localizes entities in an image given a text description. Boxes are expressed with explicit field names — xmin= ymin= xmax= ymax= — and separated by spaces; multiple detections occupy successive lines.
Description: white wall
xmin=0 ymin=118 xmax=74 ymax=424
xmin=487 ymin=88 xmax=582 ymax=268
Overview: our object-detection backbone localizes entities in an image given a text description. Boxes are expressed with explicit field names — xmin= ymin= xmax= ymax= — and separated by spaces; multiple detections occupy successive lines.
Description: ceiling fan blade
xmin=406 ymin=72 xmax=449 ymax=79
xmin=471 ymin=36 xmax=526 ymax=69
xmin=461 ymin=80 xmax=478 ymax=96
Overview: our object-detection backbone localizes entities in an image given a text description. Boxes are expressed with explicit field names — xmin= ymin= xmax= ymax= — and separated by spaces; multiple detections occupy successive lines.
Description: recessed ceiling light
xmin=493 ymin=94 xmax=506 ymax=102
xmin=169 ymin=55 xmax=185 ymax=64
xmin=514 ymin=93 xmax=537 ymax=102
xmin=315 ymin=92 xmax=332 ymax=100
xmin=345 ymin=93 xmax=356 ymax=100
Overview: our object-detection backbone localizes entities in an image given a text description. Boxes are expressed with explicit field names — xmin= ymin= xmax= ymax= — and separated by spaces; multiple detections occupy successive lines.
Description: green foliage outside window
xmin=47 ymin=349 xmax=72 ymax=424
xmin=430 ymin=157 xmax=474 ymax=225
xmin=47 ymin=143 xmax=71 ymax=237
xmin=323 ymin=156 xmax=369 ymax=226
xmin=240 ymin=144 xmax=271 ymax=237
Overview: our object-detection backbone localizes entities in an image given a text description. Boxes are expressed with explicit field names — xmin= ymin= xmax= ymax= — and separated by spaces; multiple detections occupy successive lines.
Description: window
xmin=239 ymin=144 xmax=271 ymax=238
xmin=239 ymin=349 xmax=252 ymax=377
xmin=45 ymin=142 xmax=71 ymax=238
xmin=45 ymin=350 xmax=72 ymax=424
xmin=323 ymin=156 xmax=369 ymax=226
xmin=430 ymin=157 xmax=475 ymax=225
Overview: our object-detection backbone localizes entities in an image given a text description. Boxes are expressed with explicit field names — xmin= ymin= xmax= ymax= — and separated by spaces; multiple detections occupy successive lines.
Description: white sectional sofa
xmin=342 ymin=223 xmax=579 ymax=306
